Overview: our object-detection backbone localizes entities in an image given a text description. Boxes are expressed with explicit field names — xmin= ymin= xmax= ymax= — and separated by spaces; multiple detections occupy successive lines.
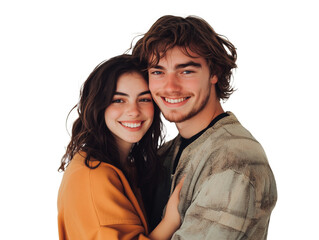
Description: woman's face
xmin=104 ymin=72 xmax=154 ymax=150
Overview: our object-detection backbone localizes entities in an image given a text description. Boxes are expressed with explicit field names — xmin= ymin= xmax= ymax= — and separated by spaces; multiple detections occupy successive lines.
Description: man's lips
xmin=161 ymin=97 xmax=190 ymax=105
xmin=164 ymin=97 xmax=188 ymax=103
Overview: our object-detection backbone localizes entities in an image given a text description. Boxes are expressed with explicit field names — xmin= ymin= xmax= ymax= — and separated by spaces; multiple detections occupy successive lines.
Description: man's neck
xmin=176 ymin=102 xmax=224 ymax=139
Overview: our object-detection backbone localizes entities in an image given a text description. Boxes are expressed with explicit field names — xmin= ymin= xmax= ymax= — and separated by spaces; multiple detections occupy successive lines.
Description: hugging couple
xmin=57 ymin=15 xmax=277 ymax=240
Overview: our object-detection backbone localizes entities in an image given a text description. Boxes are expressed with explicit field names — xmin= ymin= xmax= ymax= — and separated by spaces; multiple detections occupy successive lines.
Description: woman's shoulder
xmin=65 ymin=152 xmax=125 ymax=184
xmin=58 ymin=152 xmax=145 ymax=231
xmin=59 ymin=152 xmax=129 ymax=205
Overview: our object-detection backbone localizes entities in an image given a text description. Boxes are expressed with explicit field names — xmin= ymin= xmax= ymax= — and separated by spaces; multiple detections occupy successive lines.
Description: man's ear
xmin=210 ymin=75 xmax=218 ymax=84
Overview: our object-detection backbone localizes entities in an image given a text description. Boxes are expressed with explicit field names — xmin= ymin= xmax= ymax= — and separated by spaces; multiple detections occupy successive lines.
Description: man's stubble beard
xmin=161 ymin=84 xmax=212 ymax=124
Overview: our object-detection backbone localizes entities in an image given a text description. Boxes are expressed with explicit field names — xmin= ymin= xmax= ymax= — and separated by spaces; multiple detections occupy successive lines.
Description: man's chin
xmin=162 ymin=112 xmax=189 ymax=123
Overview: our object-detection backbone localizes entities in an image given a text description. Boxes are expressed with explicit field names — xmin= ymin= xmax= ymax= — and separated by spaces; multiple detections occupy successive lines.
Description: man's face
xmin=148 ymin=47 xmax=217 ymax=123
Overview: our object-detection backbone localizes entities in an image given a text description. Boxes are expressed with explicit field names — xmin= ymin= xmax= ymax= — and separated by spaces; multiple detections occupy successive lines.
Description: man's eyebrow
xmin=149 ymin=61 xmax=202 ymax=70
xmin=149 ymin=65 xmax=164 ymax=70
xmin=175 ymin=61 xmax=202 ymax=69
xmin=114 ymin=90 xmax=151 ymax=97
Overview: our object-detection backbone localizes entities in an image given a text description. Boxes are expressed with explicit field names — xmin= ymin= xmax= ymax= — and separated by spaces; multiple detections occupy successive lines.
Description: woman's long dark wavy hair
xmin=58 ymin=54 xmax=164 ymax=216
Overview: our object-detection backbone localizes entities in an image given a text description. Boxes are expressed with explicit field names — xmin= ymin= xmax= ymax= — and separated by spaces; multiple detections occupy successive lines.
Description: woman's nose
xmin=126 ymin=102 xmax=140 ymax=117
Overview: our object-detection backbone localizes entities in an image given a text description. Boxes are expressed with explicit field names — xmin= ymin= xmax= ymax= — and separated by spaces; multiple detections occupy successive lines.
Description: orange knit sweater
xmin=57 ymin=152 xmax=150 ymax=240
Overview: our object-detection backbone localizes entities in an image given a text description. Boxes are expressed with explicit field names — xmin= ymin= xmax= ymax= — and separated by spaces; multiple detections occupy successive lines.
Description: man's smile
xmin=163 ymin=97 xmax=190 ymax=104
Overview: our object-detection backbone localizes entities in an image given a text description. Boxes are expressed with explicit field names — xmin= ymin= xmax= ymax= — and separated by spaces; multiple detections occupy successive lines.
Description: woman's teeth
xmin=121 ymin=122 xmax=142 ymax=128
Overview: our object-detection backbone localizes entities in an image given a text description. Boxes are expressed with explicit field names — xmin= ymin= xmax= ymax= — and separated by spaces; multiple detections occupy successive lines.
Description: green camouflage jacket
xmin=158 ymin=112 xmax=277 ymax=239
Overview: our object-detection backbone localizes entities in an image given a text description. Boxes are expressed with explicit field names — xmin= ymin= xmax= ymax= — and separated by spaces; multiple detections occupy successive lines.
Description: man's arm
xmin=172 ymin=169 xmax=273 ymax=239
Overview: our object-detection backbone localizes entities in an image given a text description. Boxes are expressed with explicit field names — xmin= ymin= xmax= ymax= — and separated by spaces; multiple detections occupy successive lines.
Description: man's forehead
xmin=148 ymin=46 xmax=202 ymax=67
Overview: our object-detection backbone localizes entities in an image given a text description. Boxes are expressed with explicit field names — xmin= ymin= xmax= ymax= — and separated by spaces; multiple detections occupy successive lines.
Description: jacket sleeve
xmin=171 ymin=169 xmax=257 ymax=239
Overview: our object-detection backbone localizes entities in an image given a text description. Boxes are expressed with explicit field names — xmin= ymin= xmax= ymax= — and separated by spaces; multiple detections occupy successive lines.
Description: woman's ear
xmin=210 ymin=75 xmax=218 ymax=84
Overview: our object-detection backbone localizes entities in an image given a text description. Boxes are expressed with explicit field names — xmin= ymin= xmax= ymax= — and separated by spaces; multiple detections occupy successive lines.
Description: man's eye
xmin=112 ymin=99 xmax=124 ymax=103
xmin=182 ymin=70 xmax=194 ymax=74
xmin=150 ymin=71 xmax=162 ymax=75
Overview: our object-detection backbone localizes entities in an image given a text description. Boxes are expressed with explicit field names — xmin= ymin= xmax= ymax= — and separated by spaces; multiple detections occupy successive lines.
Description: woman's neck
xmin=114 ymin=137 xmax=133 ymax=166
xmin=118 ymin=145 xmax=132 ymax=166
xmin=118 ymin=142 xmax=138 ymax=189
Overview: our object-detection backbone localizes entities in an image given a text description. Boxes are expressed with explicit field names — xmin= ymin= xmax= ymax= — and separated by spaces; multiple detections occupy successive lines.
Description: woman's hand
xmin=149 ymin=176 xmax=185 ymax=240
xmin=162 ymin=176 xmax=185 ymax=229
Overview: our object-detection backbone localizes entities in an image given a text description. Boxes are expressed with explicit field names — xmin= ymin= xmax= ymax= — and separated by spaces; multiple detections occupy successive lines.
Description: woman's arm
xmin=149 ymin=177 xmax=185 ymax=240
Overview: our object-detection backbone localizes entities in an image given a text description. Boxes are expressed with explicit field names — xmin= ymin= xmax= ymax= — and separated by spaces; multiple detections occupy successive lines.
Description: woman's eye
xmin=139 ymin=98 xmax=152 ymax=102
xmin=112 ymin=99 xmax=124 ymax=103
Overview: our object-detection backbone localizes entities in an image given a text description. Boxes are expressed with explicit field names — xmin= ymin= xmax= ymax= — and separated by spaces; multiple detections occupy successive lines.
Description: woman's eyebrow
xmin=114 ymin=92 xmax=128 ymax=96
xmin=138 ymin=90 xmax=151 ymax=96
xmin=113 ymin=90 xmax=151 ymax=97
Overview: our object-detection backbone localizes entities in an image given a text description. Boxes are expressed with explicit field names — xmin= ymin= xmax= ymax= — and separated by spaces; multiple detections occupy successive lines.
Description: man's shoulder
xmin=158 ymin=135 xmax=181 ymax=157
xmin=205 ymin=112 xmax=261 ymax=147
xmin=198 ymin=112 xmax=271 ymax=173
xmin=212 ymin=112 xmax=252 ymax=136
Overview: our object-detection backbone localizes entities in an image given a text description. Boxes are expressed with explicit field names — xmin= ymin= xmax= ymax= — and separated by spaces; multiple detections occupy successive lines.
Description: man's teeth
xmin=121 ymin=122 xmax=141 ymax=128
xmin=165 ymin=97 xmax=187 ymax=103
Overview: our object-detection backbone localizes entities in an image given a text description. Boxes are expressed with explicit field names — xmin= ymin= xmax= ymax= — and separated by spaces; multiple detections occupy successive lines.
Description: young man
xmin=133 ymin=15 xmax=277 ymax=239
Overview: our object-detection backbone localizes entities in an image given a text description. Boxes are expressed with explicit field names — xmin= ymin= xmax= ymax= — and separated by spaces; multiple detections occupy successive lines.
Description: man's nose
xmin=164 ymin=73 xmax=181 ymax=91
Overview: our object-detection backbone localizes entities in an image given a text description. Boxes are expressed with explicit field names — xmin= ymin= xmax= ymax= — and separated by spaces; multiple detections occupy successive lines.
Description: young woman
xmin=57 ymin=55 xmax=182 ymax=240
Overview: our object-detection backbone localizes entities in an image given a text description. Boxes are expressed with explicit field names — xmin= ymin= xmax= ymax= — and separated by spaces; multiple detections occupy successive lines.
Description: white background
xmin=1 ymin=0 xmax=318 ymax=239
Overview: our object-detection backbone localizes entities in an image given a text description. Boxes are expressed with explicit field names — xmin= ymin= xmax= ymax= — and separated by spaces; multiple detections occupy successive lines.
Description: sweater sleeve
xmin=58 ymin=163 xmax=150 ymax=240
xmin=90 ymin=165 xmax=150 ymax=240
xmin=171 ymin=169 xmax=257 ymax=239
